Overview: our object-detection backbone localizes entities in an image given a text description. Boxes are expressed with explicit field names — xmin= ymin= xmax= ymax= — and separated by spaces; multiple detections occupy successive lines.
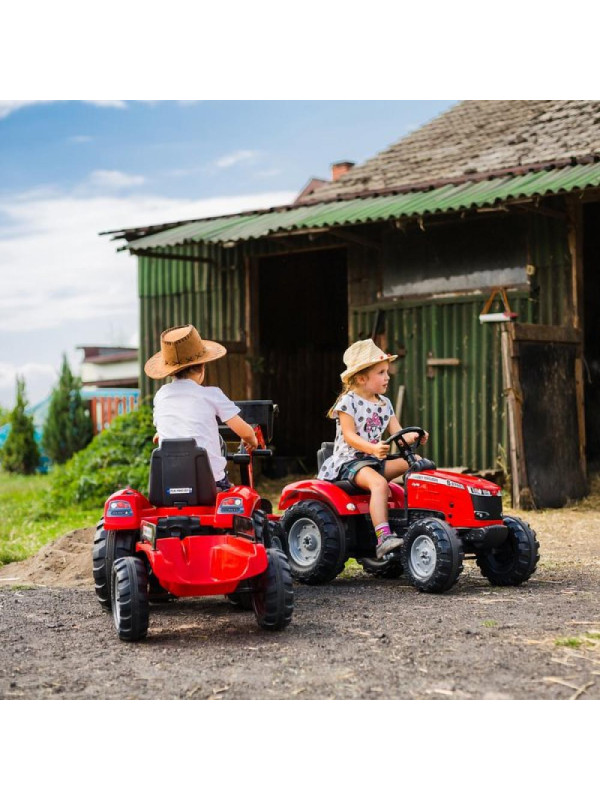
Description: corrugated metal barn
xmin=104 ymin=100 xmax=600 ymax=509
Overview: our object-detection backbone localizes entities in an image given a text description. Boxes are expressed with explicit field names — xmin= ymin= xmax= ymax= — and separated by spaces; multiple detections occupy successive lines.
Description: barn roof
xmin=106 ymin=100 xmax=600 ymax=250
xmin=121 ymin=162 xmax=600 ymax=250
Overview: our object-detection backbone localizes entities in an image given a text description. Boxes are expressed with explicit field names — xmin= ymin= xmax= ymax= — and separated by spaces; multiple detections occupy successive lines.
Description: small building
xmin=103 ymin=100 xmax=600 ymax=508
xmin=76 ymin=346 xmax=140 ymax=433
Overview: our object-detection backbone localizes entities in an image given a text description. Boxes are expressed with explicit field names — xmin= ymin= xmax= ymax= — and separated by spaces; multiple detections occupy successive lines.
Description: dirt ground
xmin=1 ymin=477 xmax=600 ymax=700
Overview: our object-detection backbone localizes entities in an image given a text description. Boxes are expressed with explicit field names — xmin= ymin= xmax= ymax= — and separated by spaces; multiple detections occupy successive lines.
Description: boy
xmin=144 ymin=324 xmax=257 ymax=490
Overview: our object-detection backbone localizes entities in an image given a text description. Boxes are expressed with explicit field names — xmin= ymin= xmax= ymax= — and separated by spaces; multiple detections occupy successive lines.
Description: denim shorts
xmin=338 ymin=456 xmax=386 ymax=482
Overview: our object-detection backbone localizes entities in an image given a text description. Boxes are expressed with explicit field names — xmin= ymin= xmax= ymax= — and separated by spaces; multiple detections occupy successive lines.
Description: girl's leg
xmin=353 ymin=466 xmax=402 ymax=558
xmin=353 ymin=467 xmax=389 ymax=527
xmin=384 ymin=458 xmax=409 ymax=482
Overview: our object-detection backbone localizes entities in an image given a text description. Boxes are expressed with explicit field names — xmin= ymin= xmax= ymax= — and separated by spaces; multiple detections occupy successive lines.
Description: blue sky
xmin=0 ymin=99 xmax=454 ymax=408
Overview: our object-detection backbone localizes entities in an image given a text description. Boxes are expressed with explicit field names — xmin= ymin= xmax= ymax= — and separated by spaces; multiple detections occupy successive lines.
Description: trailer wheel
xmin=357 ymin=556 xmax=404 ymax=579
xmin=280 ymin=500 xmax=346 ymax=584
xmin=111 ymin=557 xmax=149 ymax=641
xmin=476 ymin=515 xmax=540 ymax=586
xmin=401 ymin=518 xmax=464 ymax=593
xmin=92 ymin=521 xmax=137 ymax=611
xmin=252 ymin=548 xmax=294 ymax=631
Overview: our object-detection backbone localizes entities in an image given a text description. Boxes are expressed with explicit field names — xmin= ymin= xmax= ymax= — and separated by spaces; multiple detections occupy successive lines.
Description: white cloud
xmin=0 ymin=185 xmax=296 ymax=406
xmin=0 ymin=100 xmax=128 ymax=120
xmin=88 ymin=170 xmax=146 ymax=189
xmin=215 ymin=150 xmax=259 ymax=169
xmin=0 ymin=361 xmax=58 ymax=408
xmin=68 ymin=135 xmax=93 ymax=143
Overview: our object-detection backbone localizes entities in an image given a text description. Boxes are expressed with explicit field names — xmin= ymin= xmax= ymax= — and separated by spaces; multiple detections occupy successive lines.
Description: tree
xmin=0 ymin=376 xmax=40 ymax=474
xmin=42 ymin=355 xmax=93 ymax=464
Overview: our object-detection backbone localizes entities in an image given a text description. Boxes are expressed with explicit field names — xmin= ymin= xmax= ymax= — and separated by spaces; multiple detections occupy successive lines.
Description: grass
xmin=0 ymin=470 xmax=99 ymax=566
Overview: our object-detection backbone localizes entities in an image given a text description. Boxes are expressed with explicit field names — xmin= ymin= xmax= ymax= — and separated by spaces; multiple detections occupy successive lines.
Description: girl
xmin=318 ymin=339 xmax=428 ymax=559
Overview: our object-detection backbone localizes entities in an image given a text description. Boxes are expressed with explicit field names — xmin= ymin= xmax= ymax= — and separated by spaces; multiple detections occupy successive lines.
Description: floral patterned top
xmin=317 ymin=391 xmax=395 ymax=481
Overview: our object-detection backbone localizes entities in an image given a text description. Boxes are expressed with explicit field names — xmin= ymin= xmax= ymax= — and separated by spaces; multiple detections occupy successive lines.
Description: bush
xmin=47 ymin=404 xmax=155 ymax=509
xmin=0 ymin=377 xmax=40 ymax=475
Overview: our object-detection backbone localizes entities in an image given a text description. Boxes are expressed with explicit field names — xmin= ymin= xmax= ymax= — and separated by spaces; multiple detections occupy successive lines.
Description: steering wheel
xmin=383 ymin=426 xmax=436 ymax=472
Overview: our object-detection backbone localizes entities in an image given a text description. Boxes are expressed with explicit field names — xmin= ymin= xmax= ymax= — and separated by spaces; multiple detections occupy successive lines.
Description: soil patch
xmin=1 ymin=477 xmax=599 ymax=699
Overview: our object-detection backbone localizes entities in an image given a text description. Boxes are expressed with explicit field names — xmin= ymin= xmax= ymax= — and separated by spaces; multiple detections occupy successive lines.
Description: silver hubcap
xmin=112 ymin=572 xmax=121 ymax=629
xmin=288 ymin=518 xmax=322 ymax=567
xmin=410 ymin=534 xmax=437 ymax=579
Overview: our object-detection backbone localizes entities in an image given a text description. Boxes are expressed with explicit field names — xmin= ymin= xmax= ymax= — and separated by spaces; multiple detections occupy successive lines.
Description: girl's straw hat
xmin=144 ymin=324 xmax=227 ymax=379
xmin=341 ymin=338 xmax=397 ymax=382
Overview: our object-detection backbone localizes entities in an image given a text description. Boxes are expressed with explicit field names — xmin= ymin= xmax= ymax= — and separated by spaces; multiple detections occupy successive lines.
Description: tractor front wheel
xmin=111 ymin=557 xmax=149 ymax=641
xmin=401 ymin=518 xmax=464 ymax=593
xmin=252 ymin=548 xmax=294 ymax=631
xmin=92 ymin=522 xmax=137 ymax=611
xmin=280 ymin=500 xmax=346 ymax=584
xmin=476 ymin=515 xmax=540 ymax=586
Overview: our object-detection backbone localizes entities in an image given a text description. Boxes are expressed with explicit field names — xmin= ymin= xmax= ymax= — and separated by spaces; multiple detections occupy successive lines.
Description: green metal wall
xmin=351 ymin=294 xmax=535 ymax=472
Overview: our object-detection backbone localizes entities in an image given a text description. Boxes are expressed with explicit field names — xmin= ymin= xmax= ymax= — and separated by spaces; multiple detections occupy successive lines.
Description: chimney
xmin=331 ymin=160 xmax=355 ymax=181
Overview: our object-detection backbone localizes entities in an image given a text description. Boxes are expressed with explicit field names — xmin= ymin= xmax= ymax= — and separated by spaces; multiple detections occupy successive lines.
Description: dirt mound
xmin=0 ymin=527 xmax=95 ymax=588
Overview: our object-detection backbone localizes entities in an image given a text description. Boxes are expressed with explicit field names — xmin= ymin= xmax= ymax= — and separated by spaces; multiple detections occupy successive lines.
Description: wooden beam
xmin=512 ymin=323 xmax=582 ymax=345
xmin=326 ymin=228 xmax=382 ymax=251
xmin=501 ymin=324 xmax=532 ymax=509
xmin=130 ymin=248 xmax=215 ymax=264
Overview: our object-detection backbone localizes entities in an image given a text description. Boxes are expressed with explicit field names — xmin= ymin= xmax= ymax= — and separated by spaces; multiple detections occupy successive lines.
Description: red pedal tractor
xmin=278 ymin=427 xmax=539 ymax=593
xmin=92 ymin=401 xmax=293 ymax=641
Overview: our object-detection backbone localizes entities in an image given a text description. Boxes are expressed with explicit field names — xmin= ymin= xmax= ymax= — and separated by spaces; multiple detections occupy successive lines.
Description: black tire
xmin=280 ymin=500 xmax=346 ymax=584
xmin=226 ymin=579 xmax=254 ymax=610
xmin=91 ymin=521 xmax=137 ymax=611
xmin=111 ymin=557 xmax=149 ymax=641
xmin=252 ymin=548 xmax=294 ymax=631
xmin=401 ymin=518 xmax=464 ymax=593
xmin=357 ymin=556 xmax=404 ymax=579
xmin=476 ymin=515 xmax=540 ymax=586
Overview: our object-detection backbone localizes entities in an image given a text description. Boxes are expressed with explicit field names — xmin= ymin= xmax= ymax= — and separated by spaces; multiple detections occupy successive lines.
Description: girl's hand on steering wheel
xmin=371 ymin=442 xmax=390 ymax=459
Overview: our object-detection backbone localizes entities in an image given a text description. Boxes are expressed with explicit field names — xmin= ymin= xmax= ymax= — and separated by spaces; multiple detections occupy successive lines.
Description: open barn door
xmin=501 ymin=323 xmax=587 ymax=508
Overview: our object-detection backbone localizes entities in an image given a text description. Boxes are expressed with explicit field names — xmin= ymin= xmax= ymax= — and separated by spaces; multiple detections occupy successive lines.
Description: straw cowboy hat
xmin=144 ymin=324 xmax=227 ymax=379
xmin=341 ymin=338 xmax=398 ymax=382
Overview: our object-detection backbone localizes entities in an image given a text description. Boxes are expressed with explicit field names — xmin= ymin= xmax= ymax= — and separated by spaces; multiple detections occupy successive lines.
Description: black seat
xmin=148 ymin=439 xmax=217 ymax=507
xmin=316 ymin=441 xmax=366 ymax=496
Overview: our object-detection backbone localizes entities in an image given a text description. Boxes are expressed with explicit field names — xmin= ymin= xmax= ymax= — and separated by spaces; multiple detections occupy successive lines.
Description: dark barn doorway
xmin=258 ymin=248 xmax=348 ymax=471
xmin=583 ymin=202 xmax=600 ymax=466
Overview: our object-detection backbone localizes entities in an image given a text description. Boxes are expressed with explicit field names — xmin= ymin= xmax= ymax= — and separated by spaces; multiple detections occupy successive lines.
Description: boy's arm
xmin=225 ymin=414 xmax=258 ymax=451
xmin=338 ymin=412 xmax=389 ymax=459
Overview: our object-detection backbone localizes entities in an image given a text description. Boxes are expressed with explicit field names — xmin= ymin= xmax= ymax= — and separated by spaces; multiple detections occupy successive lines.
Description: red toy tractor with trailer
xmin=278 ymin=427 xmax=539 ymax=593
xmin=92 ymin=400 xmax=293 ymax=641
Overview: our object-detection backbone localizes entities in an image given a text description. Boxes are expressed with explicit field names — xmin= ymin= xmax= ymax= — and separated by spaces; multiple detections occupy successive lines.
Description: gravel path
xmin=2 ymin=555 xmax=599 ymax=700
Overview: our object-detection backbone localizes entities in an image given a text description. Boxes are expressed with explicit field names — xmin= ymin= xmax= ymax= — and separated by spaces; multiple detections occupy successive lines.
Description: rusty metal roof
xmin=123 ymin=162 xmax=600 ymax=250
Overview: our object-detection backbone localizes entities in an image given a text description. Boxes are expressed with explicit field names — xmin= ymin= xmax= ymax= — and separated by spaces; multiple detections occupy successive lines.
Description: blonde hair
xmin=327 ymin=366 xmax=372 ymax=418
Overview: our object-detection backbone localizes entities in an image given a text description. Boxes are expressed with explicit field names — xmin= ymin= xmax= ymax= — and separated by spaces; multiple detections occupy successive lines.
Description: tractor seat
xmin=316 ymin=442 xmax=368 ymax=496
xmin=148 ymin=438 xmax=217 ymax=507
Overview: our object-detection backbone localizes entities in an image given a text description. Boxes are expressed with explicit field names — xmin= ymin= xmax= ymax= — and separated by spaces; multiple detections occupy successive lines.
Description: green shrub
xmin=46 ymin=404 xmax=155 ymax=509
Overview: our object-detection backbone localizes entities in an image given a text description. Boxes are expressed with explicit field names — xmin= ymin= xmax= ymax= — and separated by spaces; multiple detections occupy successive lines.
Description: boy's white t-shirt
xmin=153 ymin=380 xmax=240 ymax=481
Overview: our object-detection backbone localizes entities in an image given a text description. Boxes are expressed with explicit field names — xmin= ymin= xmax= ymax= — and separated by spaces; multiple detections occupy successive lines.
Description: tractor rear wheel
xmin=476 ymin=515 xmax=539 ymax=586
xmin=92 ymin=521 xmax=137 ymax=611
xmin=401 ymin=518 xmax=464 ymax=593
xmin=111 ymin=557 xmax=149 ymax=641
xmin=252 ymin=548 xmax=294 ymax=631
xmin=280 ymin=500 xmax=346 ymax=584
